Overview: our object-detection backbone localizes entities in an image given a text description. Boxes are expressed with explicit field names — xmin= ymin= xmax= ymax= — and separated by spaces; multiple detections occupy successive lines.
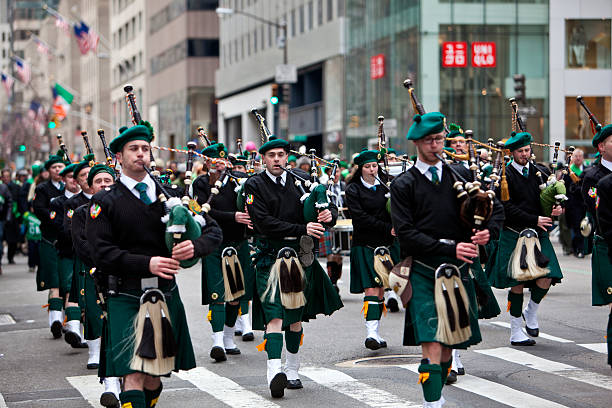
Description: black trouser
xmin=27 ymin=240 xmax=39 ymax=268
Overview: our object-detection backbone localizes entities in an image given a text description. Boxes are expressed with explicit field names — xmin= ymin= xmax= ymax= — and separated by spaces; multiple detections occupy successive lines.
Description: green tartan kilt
xmin=251 ymin=239 xmax=343 ymax=331
xmin=36 ymin=239 xmax=58 ymax=291
xmin=471 ymin=259 xmax=501 ymax=319
xmin=103 ymin=284 xmax=195 ymax=377
xmin=486 ymin=229 xmax=563 ymax=289
xmin=58 ymin=256 xmax=74 ymax=298
xmin=84 ymin=272 xmax=103 ymax=340
xmin=201 ymin=240 xmax=255 ymax=305
xmin=403 ymin=256 xmax=482 ymax=349
xmin=592 ymin=236 xmax=612 ymax=306
xmin=349 ymin=241 xmax=400 ymax=294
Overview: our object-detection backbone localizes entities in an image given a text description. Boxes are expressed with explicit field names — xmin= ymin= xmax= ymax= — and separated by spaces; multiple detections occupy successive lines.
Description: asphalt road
xmin=0 ymin=241 xmax=610 ymax=408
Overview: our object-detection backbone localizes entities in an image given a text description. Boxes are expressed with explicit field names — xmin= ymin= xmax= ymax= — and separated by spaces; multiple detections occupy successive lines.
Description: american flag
xmin=15 ymin=60 xmax=31 ymax=84
xmin=1 ymin=73 xmax=14 ymax=96
xmin=74 ymin=21 xmax=99 ymax=55
xmin=34 ymin=38 xmax=51 ymax=58
xmin=55 ymin=16 xmax=71 ymax=35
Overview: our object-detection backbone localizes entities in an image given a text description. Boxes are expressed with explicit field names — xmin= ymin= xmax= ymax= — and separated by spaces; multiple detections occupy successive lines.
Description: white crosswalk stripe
xmin=578 ymin=343 xmax=607 ymax=354
xmin=476 ymin=347 xmax=612 ymax=391
xmin=489 ymin=321 xmax=574 ymax=343
xmin=66 ymin=375 xmax=104 ymax=407
xmin=0 ymin=392 xmax=8 ymax=408
xmin=176 ymin=366 xmax=279 ymax=408
xmin=398 ymin=364 xmax=569 ymax=408
xmin=300 ymin=366 xmax=421 ymax=408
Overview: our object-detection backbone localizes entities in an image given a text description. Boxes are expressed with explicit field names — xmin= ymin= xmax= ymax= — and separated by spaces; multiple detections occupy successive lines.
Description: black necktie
xmin=276 ymin=176 xmax=283 ymax=186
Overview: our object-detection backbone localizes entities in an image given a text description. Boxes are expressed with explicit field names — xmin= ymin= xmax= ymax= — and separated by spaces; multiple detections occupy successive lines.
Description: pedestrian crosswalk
xmin=60 ymin=342 xmax=610 ymax=408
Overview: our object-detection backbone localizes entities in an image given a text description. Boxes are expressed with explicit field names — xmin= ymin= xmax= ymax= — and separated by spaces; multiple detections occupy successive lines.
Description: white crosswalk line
xmin=476 ymin=347 xmax=612 ymax=391
xmin=300 ymin=366 xmax=421 ymax=408
xmin=489 ymin=321 xmax=574 ymax=343
xmin=398 ymin=364 xmax=569 ymax=408
xmin=0 ymin=392 xmax=7 ymax=408
xmin=578 ymin=343 xmax=607 ymax=354
xmin=176 ymin=366 xmax=279 ymax=408
xmin=66 ymin=375 xmax=104 ymax=407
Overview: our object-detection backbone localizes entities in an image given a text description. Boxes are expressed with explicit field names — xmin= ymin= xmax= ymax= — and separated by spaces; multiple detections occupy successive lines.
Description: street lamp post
xmin=216 ymin=7 xmax=290 ymax=139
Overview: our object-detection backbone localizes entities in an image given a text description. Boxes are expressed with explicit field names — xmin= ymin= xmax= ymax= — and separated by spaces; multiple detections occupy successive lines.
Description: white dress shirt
xmin=415 ymin=158 xmax=444 ymax=182
xmin=266 ymin=169 xmax=287 ymax=186
xmin=120 ymin=173 xmax=157 ymax=203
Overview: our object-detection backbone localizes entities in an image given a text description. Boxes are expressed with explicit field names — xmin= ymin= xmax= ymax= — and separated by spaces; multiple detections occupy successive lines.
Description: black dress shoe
xmin=50 ymin=321 xmax=63 ymax=339
xmin=446 ymin=370 xmax=458 ymax=385
xmin=365 ymin=337 xmax=381 ymax=350
xmin=234 ymin=330 xmax=243 ymax=336
xmin=287 ymin=379 xmax=303 ymax=389
xmin=511 ymin=339 xmax=536 ymax=346
xmin=225 ymin=347 xmax=241 ymax=355
xmin=99 ymin=391 xmax=120 ymax=408
xmin=270 ymin=372 xmax=287 ymax=398
xmin=379 ymin=339 xmax=387 ymax=348
xmin=75 ymin=342 xmax=88 ymax=349
xmin=386 ymin=298 xmax=399 ymax=313
xmin=457 ymin=367 xmax=465 ymax=376
xmin=576 ymin=252 xmax=584 ymax=259
xmin=87 ymin=363 xmax=99 ymax=369
xmin=525 ymin=326 xmax=539 ymax=337
xmin=242 ymin=332 xmax=254 ymax=342
xmin=210 ymin=346 xmax=227 ymax=362
xmin=64 ymin=331 xmax=82 ymax=348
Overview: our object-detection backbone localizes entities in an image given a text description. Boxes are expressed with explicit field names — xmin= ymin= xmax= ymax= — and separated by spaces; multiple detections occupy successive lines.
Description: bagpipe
xmin=123 ymin=84 xmax=204 ymax=268
xmin=56 ymin=134 xmax=72 ymax=163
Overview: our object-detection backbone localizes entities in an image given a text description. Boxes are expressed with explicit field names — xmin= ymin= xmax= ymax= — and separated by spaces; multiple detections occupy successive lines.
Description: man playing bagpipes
xmin=243 ymin=135 xmax=343 ymax=398
xmin=583 ymin=124 xmax=612 ymax=370
xmin=192 ymin=143 xmax=255 ymax=362
xmin=86 ymin=125 xmax=223 ymax=408
xmin=71 ymin=163 xmax=122 ymax=407
xmin=487 ymin=131 xmax=564 ymax=346
xmin=390 ymin=112 xmax=503 ymax=408
xmin=33 ymin=152 xmax=67 ymax=338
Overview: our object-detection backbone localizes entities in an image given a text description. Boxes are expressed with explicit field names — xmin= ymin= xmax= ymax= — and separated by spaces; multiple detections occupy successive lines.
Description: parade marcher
xmin=244 ymin=135 xmax=343 ymax=398
xmin=391 ymin=112 xmax=501 ymax=407
xmin=326 ymin=165 xmax=345 ymax=293
xmin=0 ymin=180 xmax=11 ymax=275
xmin=72 ymin=164 xmax=122 ymax=407
xmin=22 ymin=210 xmax=41 ymax=273
xmin=583 ymin=124 xmax=612 ymax=370
xmin=445 ymin=123 xmax=467 ymax=155
xmin=2 ymin=169 xmax=22 ymax=264
xmin=345 ymin=149 xmax=399 ymax=350
xmin=192 ymin=143 xmax=255 ymax=362
xmin=87 ymin=125 xmax=222 ymax=408
xmin=33 ymin=153 xmax=66 ymax=338
xmin=563 ymin=148 xmax=588 ymax=257
xmin=487 ymin=131 xmax=563 ymax=346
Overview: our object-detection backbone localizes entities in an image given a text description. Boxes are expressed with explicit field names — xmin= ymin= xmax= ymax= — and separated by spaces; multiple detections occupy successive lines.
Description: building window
xmin=566 ymin=96 xmax=611 ymax=148
xmin=308 ymin=1 xmax=313 ymax=30
xmin=247 ymin=32 xmax=251 ymax=56
xmin=254 ymin=29 xmax=257 ymax=53
xmin=234 ymin=38 xmax=238 ymax=62
xmin=327 ymin=0 xmax=333 ymax=21
xmin=291 ymin=9 xmax=296 ymax=37
xmin=317 ymin=0 xmax=323 ymax=26
xmin=268 ymin=24 xmax=272 ymax=48
xmin=566 ymin=19 xmax=611 ymax=69
xmin=188 ymin=39 xmax=220 ymax=57
xmin=299 ymin=5 xmax=304 ymax=33
xmin=138 ymin=12 xmax=142 ymax=32
xmin=337 ymin=0 xmax=344 ymax=17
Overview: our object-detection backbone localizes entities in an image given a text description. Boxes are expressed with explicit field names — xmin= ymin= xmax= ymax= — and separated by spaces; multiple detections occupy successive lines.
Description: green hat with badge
xmin=354 ymin=149 xmax=380 ymax=167
xmin=73 ymin=154 xmax=95 ymax=178
xmin=109 ymin=125 xmax=153 ymax=154
xmin=288 ymin=155 xmax=297 ymax=163
xmin=504 ymin=131 xmax=532 ymax=151
xmin=447 ymin=123 xmax=464 ymax=138
xmin=87 ymin=164 xmax=115 ymax=187
xmin=44 ymin=150 xmax=68 ymax=170
xmin=592 ymin=124 xmax=612 ymax=148
xmin=202 ymin=143 xmax=227 ymax=159
xmin=233 ymin=154 xmax=248 ymax=166
xmin=258 ymin=135 xmax=289 ymax=154
xmin=59 ymin=163 xmax=78 ymax=177
xmin=406 ymin=112 xmax=446 ymax=141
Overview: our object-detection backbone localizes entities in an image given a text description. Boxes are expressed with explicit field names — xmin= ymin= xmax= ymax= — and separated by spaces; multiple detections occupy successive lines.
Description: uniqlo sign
xmin=370 ymin=54 xmax=385 ymax=79
xmin=472 ymin=42 xmax=496 ymax=67
xmin=442 ymin=42 xmax=467 ymax=67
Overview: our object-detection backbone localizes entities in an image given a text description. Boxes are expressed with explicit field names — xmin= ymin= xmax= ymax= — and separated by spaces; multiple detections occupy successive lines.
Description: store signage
xmin=370 ymin=54 xmax=385 ymax=79
xmin=472 ymin=42 xmax=496 ymax=68
xmin=442 ymin=42 xmax=467 ymax=67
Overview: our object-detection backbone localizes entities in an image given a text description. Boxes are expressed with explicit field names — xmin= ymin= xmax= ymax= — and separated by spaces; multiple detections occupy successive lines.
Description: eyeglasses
xmin=422 ymin=136 xmax=446 ymax=145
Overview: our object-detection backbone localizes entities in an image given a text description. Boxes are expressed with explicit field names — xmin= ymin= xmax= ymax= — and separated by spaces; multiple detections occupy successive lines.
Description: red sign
xmin=370 ymin=54 xmax=385 ymax=79
xmin=472 ymin=42 xmax=496 ymax=68
xmin=442 ymin=42 xmax=467 ymax=67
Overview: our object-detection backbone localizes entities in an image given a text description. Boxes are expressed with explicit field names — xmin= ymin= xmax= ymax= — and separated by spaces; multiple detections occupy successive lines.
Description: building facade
xmin=550 ymin=0 xmax=611 ymax=157
xmin=145 ymin=0 xmax=219 ymax=163
xmin=215 ymin=0 xmax=346 ymax=154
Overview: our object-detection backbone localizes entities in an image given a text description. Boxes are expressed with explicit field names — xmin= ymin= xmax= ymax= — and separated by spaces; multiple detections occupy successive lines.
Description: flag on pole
xmin=55 ymin=15 xmax=71 ymax=35
xmin=73 ymin=21 xmax=99 ymax=55
xmin=1 ymin=73 xmax=14 ymax=96
xmin=15 ymin=60 xmax=31 ymax=84
xmin=34 ymin=38 xmax=51 ymax=58
xmin=52 ymin=83 xmax=74 ymax=121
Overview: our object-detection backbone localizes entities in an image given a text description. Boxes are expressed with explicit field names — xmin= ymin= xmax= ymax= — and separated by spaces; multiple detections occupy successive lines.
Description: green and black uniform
xmin=595 ymin=172 xmax=612 ymax=368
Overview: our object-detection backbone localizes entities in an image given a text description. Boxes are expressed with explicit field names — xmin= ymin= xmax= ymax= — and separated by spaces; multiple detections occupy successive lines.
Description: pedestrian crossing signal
xmin=270 ymin=84 xmax=279 ymax=105
xmin=18 ymin=145 xmax=26 ymax=152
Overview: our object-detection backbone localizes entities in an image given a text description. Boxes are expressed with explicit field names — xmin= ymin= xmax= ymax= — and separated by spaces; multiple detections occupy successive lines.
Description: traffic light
xmin=270 ymin=83 xmax=279 ymax=105
xmin=513 ymin=74 xmax=526 ymax=104
xmin=48 ymin=117 xmax=59 ymax=129
xmin=18 ymin=145 xmax=26 ymax=152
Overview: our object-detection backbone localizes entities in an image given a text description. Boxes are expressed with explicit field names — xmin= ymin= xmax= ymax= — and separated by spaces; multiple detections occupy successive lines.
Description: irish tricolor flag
xmin=52 ymin=83 xmax=73 ymax=121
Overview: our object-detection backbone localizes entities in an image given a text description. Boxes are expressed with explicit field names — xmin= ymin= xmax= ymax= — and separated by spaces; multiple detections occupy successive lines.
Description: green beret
xmin=201 ymin=143 xmax=227 ymax=159
xmin=73 ymin=154 xmax=95 ymax=178
xmin=232 ymin=154 xmax=248 ymax=166
xmin=592 ymin=124 xmax=612 ymax=148
xmin=341 ymin=169 xmax=349 ymax=178
xmin=59 ymin=163 xmax=78 ymax=177
xmin=504 ymin=131 xmax=532 ymax=151
xmin=44 ymin=155 xmax=65 ymax=170
xmin=32 ymin=163 xmax=42 ymax=177
xmin=406 ymin=112 xmax=446 ymax=141
xmin=288 ymin=155 xmax=297 ymax=163
xmin=109 ymin=125 xmax=153 ymax=154
xmin=339 ymin=160 xmax=349 ymax=168
xmin=259 ymin=135 xmax=289 ymax=154
xmin=87 ymin=164 xmax=115 ymax=186
xmin=386 ymin=147 xmax=397 ymax=155
xmin=447 ymin=123 xmax=464 ymax=139
xmin=354 ymin=149 xmax=380 ymax=167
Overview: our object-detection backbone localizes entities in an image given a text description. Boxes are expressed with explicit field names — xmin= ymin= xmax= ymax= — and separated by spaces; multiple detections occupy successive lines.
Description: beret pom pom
xmin=510 ymin=131 xmax=517 ymax=137
xmin=413 ymin=114 xmax=422 ymax=123
xmin=595 ymin=124 xmax=602 ymax=132
xmin=118 ymin=126 xmax=128 ymax=134
xmin=269 ymin=135 xmax=278 ymax=141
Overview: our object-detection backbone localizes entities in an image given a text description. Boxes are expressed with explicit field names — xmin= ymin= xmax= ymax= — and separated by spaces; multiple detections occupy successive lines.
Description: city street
xmin=0 ymin=241 xmax=610 ymax=408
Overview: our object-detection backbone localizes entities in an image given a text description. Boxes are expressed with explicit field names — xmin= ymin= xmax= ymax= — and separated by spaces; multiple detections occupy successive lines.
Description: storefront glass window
xmin=566 ymin=19 xmax=611 ymax=69
xmin=565 ymin=96 xmax=611 ymax=155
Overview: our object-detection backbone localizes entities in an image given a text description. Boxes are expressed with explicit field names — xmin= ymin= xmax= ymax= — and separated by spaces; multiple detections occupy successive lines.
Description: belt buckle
xmin=141 ymin=277 xmax=159 ymax=291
